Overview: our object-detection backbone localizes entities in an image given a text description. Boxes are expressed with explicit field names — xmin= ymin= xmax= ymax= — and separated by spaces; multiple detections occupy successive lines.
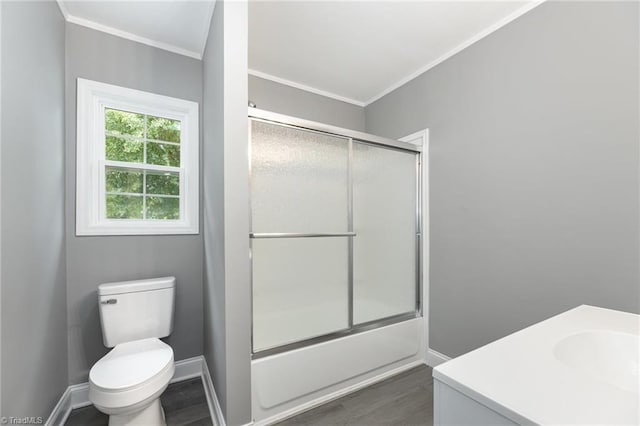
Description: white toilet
xmin=89 ymin=277 xmax=176 ymax=426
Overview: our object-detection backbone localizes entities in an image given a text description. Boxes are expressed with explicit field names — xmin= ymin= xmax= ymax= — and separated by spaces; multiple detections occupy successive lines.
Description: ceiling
xmin=57 ymin=1 xmax=542 ymax=106
xmin=249 ymin=1 xmax=541 ymax=106
xmin=57 ymin=1 xmax=216 ymax=59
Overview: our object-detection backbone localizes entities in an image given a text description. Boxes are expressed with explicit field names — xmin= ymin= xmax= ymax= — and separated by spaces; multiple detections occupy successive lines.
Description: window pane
xmin=106 ymin=194 xmax=143 ymax=219
xmin=106 ymin=136 xmax=144 ymax=163
xmin=147 ymin=115 xmax=181 ymax=143
xmin=147 ymin=141 xmax=180 ymax=167
xmin=105 ymin=108 xmax=144 ymax=137
xmin=146 ymin=196 xmax=179 ymax=220
xmin=105 ymin=167 xmax=143 ymax=193
xmin=146 ymin=171 xmax=179 ymax=196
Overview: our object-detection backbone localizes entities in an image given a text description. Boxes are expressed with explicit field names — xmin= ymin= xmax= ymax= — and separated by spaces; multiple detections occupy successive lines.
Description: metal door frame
xmin=248 ymin=108 xmax=423 ymax=359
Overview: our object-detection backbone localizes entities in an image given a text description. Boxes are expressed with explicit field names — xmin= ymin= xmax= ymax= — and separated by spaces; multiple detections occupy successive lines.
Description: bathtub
xmin=433 ymin=305 xmax=639 ymax=425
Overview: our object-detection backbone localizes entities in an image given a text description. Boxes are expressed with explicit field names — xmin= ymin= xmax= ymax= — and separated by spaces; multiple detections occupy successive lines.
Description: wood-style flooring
xmin=65 ymin=377 xmax=212 ymax=426
xmin=65 ymin=365 xmax=433 ymax=426
xmin=276 ymin=365 xmax=433 ymax=426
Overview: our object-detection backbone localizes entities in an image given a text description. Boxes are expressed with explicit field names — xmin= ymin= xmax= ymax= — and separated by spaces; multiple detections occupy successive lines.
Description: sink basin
xmin=434 ymin=306 xmax=639 ymax=424
xmin=554 ymin=330 xmax=639 ymax=393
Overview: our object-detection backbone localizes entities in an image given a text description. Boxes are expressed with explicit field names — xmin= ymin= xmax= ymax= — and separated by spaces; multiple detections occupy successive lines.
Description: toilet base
xmin=108 ymin=398 xmax=166 ymax=426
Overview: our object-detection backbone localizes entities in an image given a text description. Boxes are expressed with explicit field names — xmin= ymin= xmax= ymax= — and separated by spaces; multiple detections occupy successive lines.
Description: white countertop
xmin=433 ymin=305 xmax=640 ymax=425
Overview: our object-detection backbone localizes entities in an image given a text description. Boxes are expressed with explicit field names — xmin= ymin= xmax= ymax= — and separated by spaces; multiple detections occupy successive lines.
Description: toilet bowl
xmin=89 ymin=338 xmax=175 ymax=425
xmin=89 ymin=277 xmax=176 ymax=425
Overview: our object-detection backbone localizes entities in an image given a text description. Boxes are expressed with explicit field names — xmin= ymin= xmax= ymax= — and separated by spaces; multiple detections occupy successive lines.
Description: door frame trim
xmin=248 ymin=110 xmax=427 ymax=358
xmin=399 ymin=129 xmax=430 ymax=361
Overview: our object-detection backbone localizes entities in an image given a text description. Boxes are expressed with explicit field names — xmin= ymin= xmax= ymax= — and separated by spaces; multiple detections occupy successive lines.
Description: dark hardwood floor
xmin=276 ymin=365 xmax=433 ymax=426
xmin=65 ymin=377 xmax=212 ymax=426
xmin=66 ymin=365 xmax=433 ymax=426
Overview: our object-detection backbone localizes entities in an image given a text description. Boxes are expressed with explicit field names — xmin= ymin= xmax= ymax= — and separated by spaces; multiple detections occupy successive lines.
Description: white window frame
xmin=76 ymin=78 xmax=199 ymax=236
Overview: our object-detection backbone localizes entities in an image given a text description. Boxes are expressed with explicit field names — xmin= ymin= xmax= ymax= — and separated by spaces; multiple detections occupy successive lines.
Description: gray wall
xmin=366 ymin=1 xmax=640 ymax=358
xmin=203 ymin=2 xmax=252 ymax=424
xmin=203 ymin=0 xmax=227 ymax=420
xmin=65 ymin=23 xmax=204 ymax=384
xmin=1 ymin=0 xmax=67 ymax=418
xmin=249 ymin=75 xmax=365 ymax=131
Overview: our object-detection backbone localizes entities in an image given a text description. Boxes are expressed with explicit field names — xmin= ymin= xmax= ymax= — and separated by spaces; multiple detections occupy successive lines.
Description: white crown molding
xmin=364 ymin=0 xmax=546 ymax=105
xmin=248 ymin=69 xmax=366 ymax=107
xmin=56 ymin=0 xmax=543 ymax=105
xmin=66 ymin=14 xmax=202 ymax=59
xmin=55 ymin=0 xmax=69 ymax=20
xmin=250 ymin=1 xmax=545 ymax=107
xmin=56 ymin=1 xmax=203 ymax=60
xmin=200 ymin=1 xmax=217 ymax=57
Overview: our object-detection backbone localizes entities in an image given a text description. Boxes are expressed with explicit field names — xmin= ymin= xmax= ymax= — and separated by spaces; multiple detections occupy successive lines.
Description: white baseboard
xmin=252 ymin=360 xmax=426 ymax=426
xmin=44 ymin=387 xmax=73 ymax=426
xmin=46 ymin=356 xmax=207 ymax=426
xmin=173 ymin=356 xmax=204 ymax=383
xmin=47 ymin=351 xmax=441 ymax=426
xmin=426 ymin=348 xmax=451 ymax=367
xmin=68 ymin=383 xmax=90 ymax=409
xmin=201 ymin=357 xmax=226 ymax=426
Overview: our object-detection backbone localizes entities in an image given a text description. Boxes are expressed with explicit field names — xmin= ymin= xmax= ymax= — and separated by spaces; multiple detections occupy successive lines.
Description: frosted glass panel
xmin=252 ymin=238 xmax=349 ymax=351
xmin=251 ymin=120 xmax=349 ymax=233
xmin=353 ymin=143 xmax=417 ymax=324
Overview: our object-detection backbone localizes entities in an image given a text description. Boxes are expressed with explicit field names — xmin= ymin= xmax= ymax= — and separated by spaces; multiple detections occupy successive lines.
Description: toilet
xmin=89 ymin=277 xmax=176 ymax=426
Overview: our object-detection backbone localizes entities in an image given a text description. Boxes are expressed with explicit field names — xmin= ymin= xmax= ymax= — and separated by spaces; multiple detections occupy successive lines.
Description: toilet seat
xmin=89 ymin=338 xmax=174 ymax=413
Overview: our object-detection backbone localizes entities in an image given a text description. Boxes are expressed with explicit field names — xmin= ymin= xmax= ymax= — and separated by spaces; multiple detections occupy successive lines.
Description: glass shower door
xmin=250 ymin=115 xmax=421 ymax=355
xmin=352 ymin=142 xmax=418 ymax=324
xmin=250 ymin=120 xmax=351 ymax=352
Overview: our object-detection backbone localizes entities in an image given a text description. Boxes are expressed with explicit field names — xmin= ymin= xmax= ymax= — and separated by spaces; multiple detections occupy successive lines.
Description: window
xmin=76 ymin=78 xmax=199 ymax=235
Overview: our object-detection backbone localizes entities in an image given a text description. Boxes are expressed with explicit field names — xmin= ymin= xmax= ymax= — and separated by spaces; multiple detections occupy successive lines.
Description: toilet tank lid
xmin=98 ymin=276 xmax=175 ymax=296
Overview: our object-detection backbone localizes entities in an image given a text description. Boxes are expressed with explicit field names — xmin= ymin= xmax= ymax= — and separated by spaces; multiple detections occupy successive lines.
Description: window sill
xmin=76 ymin=221 xmax=199 ymax=236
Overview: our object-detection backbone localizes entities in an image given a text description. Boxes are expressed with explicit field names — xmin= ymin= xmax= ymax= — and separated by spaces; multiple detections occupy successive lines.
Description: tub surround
xmin=433 ymin=305 xmax=639 ymax=425
xmin=252 ymin=318 xmax=426 ymax=423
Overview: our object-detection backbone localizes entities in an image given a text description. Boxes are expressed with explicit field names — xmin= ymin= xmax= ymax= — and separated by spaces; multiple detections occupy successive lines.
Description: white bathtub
xmin=252 ymin=318 xmax=426 ymax=424
xmin=433 ymin=305 xmax=639 ymax=425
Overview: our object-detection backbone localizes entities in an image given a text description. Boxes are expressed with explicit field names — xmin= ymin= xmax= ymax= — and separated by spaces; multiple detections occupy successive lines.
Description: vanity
xmin=433 ymin=305 xmax=639 ymax=425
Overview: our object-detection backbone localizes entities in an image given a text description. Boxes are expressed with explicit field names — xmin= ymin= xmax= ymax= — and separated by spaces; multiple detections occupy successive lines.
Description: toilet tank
xmin=98 ymin=276 xmax=175 ymax=347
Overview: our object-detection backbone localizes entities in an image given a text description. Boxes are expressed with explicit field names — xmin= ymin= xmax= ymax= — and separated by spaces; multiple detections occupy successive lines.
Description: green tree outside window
xmin=104 ymin=108 xmax=181 ymax=220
